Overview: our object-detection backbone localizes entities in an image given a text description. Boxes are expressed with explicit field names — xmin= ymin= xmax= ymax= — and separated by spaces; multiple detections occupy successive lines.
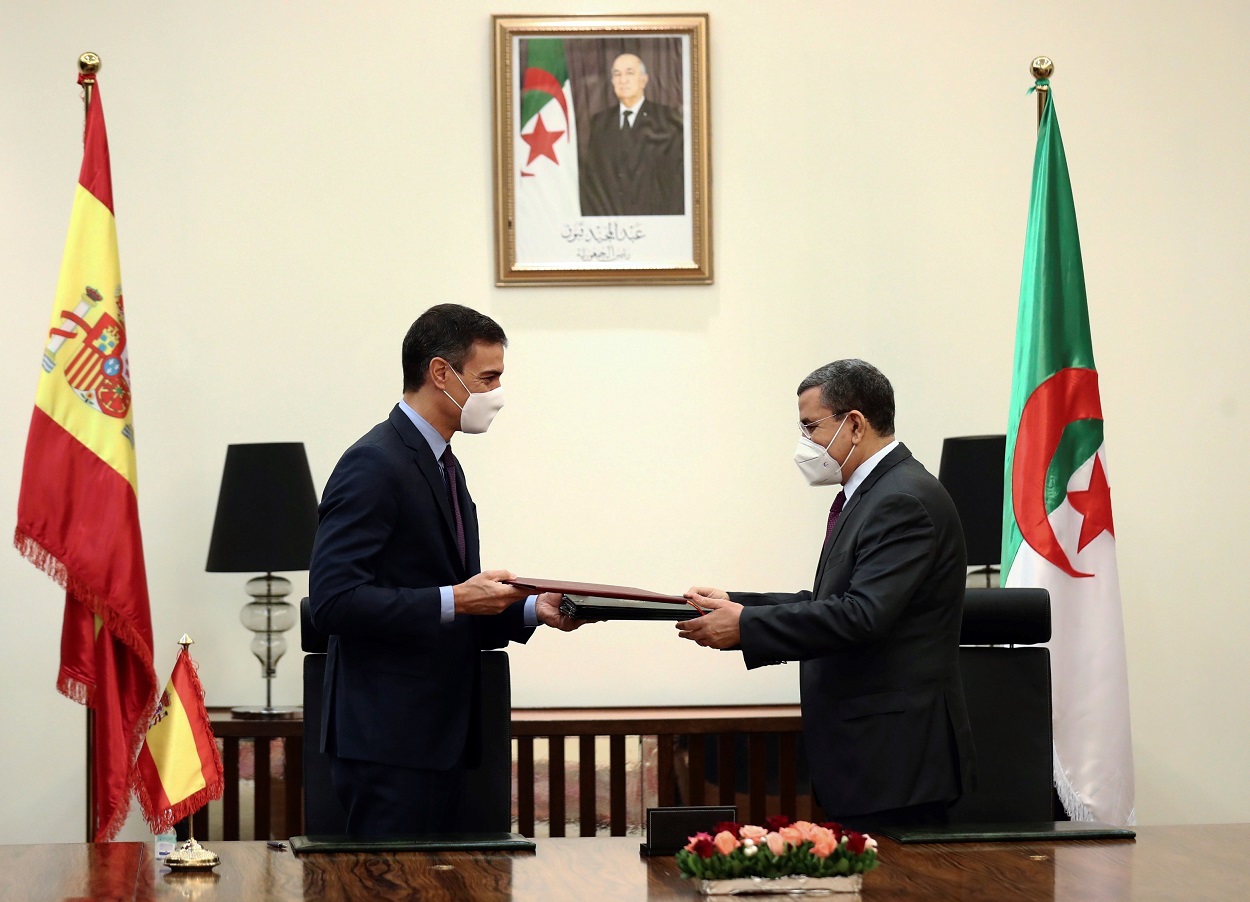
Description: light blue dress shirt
xmin=398 ymin=400 xmax=538 ymax=627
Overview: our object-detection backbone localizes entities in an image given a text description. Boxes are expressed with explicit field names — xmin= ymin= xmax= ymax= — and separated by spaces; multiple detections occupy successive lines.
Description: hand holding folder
xmin=504 ymin=578 xmax=707 ymax=621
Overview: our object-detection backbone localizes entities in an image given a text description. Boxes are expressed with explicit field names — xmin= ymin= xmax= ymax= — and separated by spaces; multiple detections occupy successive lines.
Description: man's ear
xmin=428 ymin=357 xmax=449 ymax=391
xmin=848 ymin=410 xmax=867 ymax=441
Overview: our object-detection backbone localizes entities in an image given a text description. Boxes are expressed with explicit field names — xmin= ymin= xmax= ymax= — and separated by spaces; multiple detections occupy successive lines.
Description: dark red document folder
xmin=504 ymin=578 xmax=703 ymax=621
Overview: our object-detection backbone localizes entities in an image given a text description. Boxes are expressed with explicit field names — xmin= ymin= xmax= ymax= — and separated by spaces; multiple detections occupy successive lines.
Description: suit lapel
xmin=814 ymin=443 xmax=913 ymax=578
xmin=388 ymin=406 xmax=459 ymax=548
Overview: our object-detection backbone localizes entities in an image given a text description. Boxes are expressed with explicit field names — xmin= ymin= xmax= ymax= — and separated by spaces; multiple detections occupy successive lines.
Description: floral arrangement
xmin=676 ymin=816 xmax=879 ymax=881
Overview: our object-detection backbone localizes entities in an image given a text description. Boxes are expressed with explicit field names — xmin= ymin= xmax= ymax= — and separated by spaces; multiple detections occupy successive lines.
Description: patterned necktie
xmin=621 ymin=109 xmax=634 ymax=129
xmin=825 ymin=490 xmax=847 ymax=544
xmin=440 ymin=445 xmax=467 ymax=569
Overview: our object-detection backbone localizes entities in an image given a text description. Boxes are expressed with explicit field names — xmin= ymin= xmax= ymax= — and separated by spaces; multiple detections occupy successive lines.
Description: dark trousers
xmin=329 ymin=753 xmax=468 ymax=836
xmin=839 ymin=800 xmax=951 ymax=834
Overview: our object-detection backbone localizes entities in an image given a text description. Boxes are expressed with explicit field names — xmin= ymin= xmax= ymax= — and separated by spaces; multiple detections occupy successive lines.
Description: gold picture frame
xmin=492 ymin=14 xmax=712 ymax=286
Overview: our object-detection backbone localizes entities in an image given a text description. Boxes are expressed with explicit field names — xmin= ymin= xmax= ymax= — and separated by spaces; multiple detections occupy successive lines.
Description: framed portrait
xmin=492 ymin=14 xmax=711 ymax=286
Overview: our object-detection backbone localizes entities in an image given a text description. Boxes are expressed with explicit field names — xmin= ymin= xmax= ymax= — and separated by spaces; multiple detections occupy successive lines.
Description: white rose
xmin=744 ymin=845 xmax=758 ymax=857
xmin=742 ymin=838 xmax=755 ymax=847
xmin=865 ymin=836 xmax=878 ymax=850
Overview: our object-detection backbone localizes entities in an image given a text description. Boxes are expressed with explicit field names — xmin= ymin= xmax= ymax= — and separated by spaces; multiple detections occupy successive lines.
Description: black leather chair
xmin=949 ymin=587 xmax=1053 ymax=824
xmin=300 ymin=598 xmax=514 ymax=834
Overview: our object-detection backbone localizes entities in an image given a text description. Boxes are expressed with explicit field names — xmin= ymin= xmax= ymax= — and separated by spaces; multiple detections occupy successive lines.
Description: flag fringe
xmin=16 ymin=526 xmax=159 ymax=840
xmin=132 ymin=777 xmax=224 ymax=835
xmin=13 ymin=526 xmax=156 ymax=681
xmin=132 ymin=649 xmax=225 ymax=833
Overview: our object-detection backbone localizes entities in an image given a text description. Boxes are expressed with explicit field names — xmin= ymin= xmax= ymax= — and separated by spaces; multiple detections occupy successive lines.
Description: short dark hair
xmin=402 ymin=304 xmax=507 ymax=392
xmin=797 ymin=359 xmax=895 ymax=436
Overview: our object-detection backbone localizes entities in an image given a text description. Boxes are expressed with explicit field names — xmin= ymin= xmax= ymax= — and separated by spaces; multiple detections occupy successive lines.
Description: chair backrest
xmin=938 ymin=435 xmax=1007 ymax=568
xmin=299 ymin=597 xmax=514 ymax=834
xmin=949 ymin=587 xmax=1054 ymax=824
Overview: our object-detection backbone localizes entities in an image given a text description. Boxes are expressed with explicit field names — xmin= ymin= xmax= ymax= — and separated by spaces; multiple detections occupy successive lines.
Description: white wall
xmin=2 ymin=1 xmax=1247 ymax=841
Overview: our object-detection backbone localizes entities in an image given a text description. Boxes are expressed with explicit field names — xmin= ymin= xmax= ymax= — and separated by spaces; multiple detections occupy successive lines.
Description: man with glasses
xmin=677 ymin=359 xmax=975 ymax=832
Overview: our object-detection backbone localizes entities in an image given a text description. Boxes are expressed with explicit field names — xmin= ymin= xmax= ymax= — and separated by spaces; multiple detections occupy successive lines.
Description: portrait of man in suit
xmin=678 ymin=359 xmax=976 ymax=832
xmin=579 ymin=51 xmax=685 ymax=217
xmin=308 ymin=304 xmax=586 ymax=836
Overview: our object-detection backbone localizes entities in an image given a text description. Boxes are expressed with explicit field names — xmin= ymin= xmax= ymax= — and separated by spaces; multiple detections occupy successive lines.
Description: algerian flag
xmin=1002 ymin=86 xmax=1135 ymax=825
xmin=514 ymin=38 xmax=580 ymax=265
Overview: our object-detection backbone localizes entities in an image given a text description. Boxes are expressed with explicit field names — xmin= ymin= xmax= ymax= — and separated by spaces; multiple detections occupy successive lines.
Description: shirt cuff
xmin=524 ymin=595 xmax=539 ymax=627
xmin=440 ymin=585 xmax=455 ymax=624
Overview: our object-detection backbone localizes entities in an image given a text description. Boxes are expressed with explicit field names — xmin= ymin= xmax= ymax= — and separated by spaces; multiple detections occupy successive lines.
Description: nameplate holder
xmin=639 ymin=805 xmax=737 ymax=857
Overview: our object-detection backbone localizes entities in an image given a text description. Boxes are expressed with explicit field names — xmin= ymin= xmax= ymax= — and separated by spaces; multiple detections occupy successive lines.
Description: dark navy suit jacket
xmin=733 ymin=444 xmax=976 ymax=817
xmin=309 ymin=405 xmax=532 ymax=772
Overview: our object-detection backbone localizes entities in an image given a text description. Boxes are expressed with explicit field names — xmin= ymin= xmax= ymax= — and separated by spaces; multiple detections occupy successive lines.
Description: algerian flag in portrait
xmin=515 ymin=38 xmax=580 ymax=265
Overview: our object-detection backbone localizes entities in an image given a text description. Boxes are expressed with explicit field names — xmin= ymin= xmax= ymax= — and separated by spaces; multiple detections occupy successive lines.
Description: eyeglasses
xmin=798 ymin=412 xmax=843 ymax=440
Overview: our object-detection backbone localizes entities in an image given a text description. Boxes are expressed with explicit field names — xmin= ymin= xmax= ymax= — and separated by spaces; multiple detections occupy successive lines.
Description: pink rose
xmin=778 ymin=825 xmax=804 ymax=846
xmin=765 ymin=831 xmax=787 ymax=856
xmin=684 ymin=831 xmax=712 ymax=852
xmin=740 ymin=824 xmax=768 ymax=841
xmin=793 ymin=820 xmax=818 ymax=842
xmin=808 ymin=825 xmax=834 ymax=847
xmin=713 ymin=830 xmax=741 ymax=855
xmin=811 ymin=837 xmax=837 ymax=858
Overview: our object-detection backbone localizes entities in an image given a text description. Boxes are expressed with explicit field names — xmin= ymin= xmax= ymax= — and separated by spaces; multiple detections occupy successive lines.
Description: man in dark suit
xmin=677 ymin=359 xmax=975 ymax=831
xmin=579 ymin=52 xmax=684 ymax=216
xmin=309 ymin=303 xmax=584 ymax=836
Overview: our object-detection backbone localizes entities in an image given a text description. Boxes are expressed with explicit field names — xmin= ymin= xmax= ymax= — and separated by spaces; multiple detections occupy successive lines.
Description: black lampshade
xmin=938 ymin=435 xmax=1006 ymax=568
xmin=205 ymin=442 xmax=319 ymax=573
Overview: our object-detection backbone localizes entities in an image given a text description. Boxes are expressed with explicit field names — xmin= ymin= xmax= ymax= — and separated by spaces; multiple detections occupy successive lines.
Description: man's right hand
xmin=453 ymin=570 xmax=529 ymax=615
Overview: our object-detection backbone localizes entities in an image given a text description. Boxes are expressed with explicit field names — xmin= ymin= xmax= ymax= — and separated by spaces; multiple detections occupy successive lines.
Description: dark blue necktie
xmin=441 ymin=445 xmax=466 ymax=569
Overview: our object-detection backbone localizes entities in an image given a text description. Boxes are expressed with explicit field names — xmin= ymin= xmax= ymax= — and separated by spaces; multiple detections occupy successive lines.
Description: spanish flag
xmin=14 ymin=69 xmax=157 ymax=841
xmin=133 ymin=642 xmax=224 ymax=831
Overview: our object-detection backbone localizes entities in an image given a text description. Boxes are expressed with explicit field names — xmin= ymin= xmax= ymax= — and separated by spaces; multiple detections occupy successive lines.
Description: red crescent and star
xmin=521 ymin=113 xmax=564 ymax=167
xmin=1013 ymin=367 xmax=1115 ymax=577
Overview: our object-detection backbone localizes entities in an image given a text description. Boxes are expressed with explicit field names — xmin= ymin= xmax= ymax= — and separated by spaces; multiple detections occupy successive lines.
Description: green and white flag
xmin=1002 ymin=87 xmax=1135 ymax=825
xmin=514 ymin=38 xmax=580 ymax=265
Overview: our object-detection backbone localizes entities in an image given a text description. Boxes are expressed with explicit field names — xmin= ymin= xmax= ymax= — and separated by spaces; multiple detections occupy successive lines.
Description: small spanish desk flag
xmin=133 ymin=638 xmax=224 ymax=832
xmin=14 ymin=64 xmax=157 ymax=842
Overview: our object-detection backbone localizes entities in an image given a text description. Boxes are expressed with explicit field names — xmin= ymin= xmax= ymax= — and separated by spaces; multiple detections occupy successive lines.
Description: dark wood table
xmin=2 ymin=825 xmax=1245 ymax=900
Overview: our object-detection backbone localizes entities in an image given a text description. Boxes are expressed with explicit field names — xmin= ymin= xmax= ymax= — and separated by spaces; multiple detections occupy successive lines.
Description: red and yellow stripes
xmin=133 ymin=647 xmax=224 ymax=829
xmin=14 ymin=73 xmax=156 ymax=843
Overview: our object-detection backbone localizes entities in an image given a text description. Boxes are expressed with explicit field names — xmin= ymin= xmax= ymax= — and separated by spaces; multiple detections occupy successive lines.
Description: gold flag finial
xmin=178 ymin=634 xmax=195 ymax=649
xmin=78 ymin=52 xmax=101 ymax=76
xmin=1031 ymin=56 xmax=1053 ymax=127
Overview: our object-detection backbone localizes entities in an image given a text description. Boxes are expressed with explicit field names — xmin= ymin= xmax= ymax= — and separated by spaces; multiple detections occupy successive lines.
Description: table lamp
xmin=206 ymin=442 xmax=319 ymax=719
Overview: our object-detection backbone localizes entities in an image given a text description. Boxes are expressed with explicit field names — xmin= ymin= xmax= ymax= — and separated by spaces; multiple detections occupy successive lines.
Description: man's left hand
xmin=536 ymin=593 xmax=593 ymax=632
xmin=675 ymin=593 xmax=743 ymax=649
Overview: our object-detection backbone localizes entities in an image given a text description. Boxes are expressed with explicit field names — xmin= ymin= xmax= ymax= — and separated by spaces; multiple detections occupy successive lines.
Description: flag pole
xmin=163 ymin=634 xmax=223 ymax=872
xmin=78 ymin=52 xmax=100 ymax=144
xmin=1031 ymin=56 xmax=1053 ymax=128
xmin=77 ymin=50 xmax=102 ymax=842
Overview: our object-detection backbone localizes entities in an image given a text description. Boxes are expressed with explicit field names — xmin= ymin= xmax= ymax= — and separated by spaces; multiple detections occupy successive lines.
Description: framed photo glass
xmin=492 ymin=14 xmax=711 ymax=286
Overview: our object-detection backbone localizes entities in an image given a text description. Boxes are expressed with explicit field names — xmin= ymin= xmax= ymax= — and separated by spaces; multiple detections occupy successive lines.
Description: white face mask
xmin=444 ymin=366 xmax=505 ymax=434
xmin=793 ymin=416 xmax=855 ymax=486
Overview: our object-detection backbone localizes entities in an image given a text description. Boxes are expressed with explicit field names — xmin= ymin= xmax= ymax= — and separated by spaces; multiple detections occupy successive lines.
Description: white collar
xmin=843 ymin=439 xmax=899 ymax=500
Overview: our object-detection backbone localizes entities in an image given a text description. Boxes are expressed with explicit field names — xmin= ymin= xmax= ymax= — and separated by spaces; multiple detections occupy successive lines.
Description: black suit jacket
xmin=732 ymin=444 xmax=975 ymax=817
xmin=308 ymin=406 xmax=532 ymax=771
xmin=580 ymin=99 xmax=684 ymax=216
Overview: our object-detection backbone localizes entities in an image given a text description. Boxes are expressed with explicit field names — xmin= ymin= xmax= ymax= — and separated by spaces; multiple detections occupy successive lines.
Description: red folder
xmin=504 ymin=578 xmax=703 ymax=621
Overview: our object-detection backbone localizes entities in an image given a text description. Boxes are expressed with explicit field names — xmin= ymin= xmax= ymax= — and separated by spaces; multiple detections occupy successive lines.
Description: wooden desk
xmin=2 ymin=825 xmax=1246 ymax=900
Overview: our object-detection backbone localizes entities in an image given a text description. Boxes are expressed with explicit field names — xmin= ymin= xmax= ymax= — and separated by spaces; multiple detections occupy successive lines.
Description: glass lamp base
xmin=230 ymin=705 xmax=301 ymax=720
